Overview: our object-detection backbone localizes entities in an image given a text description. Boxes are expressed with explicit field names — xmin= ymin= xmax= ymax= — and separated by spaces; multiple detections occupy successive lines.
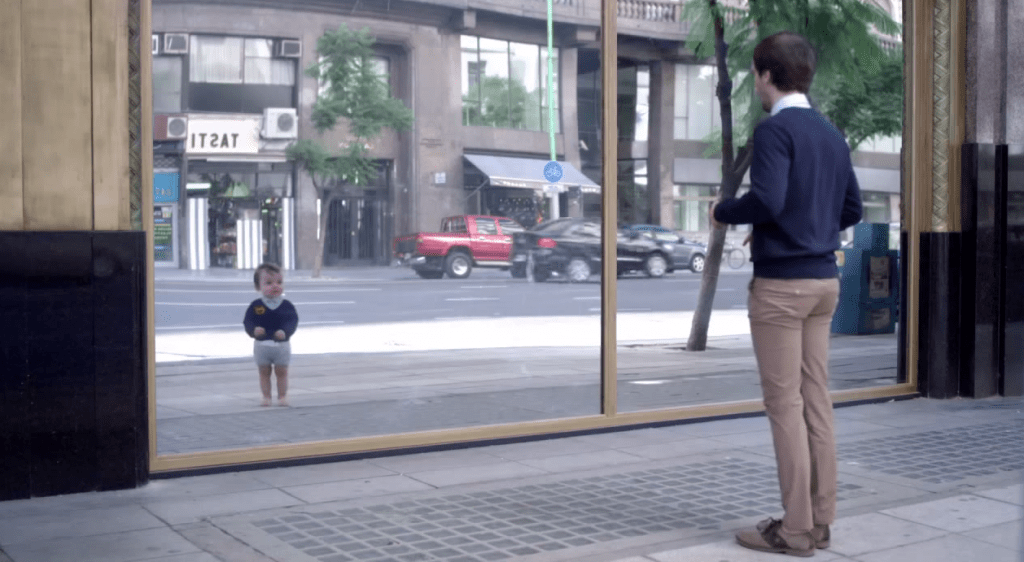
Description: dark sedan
xmin=621 ymin=224 xmax=707 ymax=273
xmin=510 ymin=218 xmax=674 ymax=282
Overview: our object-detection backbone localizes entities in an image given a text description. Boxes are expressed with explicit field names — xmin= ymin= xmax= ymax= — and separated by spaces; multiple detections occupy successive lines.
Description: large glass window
xmin=674 ymin=64 xmax=721 ymax=140
xmin=190 ymin=36 xmax=295 ymax=86
xmin=152 ymin=56 xmax=182 ymax=113
xmin=619 ymin=65 xmax=649 ymax=142
xmin=673 ymin=184 xmax=716 ymax=232
xmin=461 ymin=36 xmax=560 ymax=132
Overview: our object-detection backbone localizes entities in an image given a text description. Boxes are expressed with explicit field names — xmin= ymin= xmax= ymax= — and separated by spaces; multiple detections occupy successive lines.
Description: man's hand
xmin=274 ymin=330 xmax=286 ymax=341
xmin=253 ymin=327 xmax=266 ymax=337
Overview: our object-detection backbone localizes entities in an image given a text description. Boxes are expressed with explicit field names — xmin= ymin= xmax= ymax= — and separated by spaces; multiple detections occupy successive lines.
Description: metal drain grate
xmin=252 ymin=458 xmax=867 ymax=562
xmin=838 ymin=420 xmax=1024 ymax=484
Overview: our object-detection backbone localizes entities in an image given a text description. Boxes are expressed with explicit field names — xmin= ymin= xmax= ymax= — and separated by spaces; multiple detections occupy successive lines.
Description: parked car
xmin=510 ymin=218 xmax=675 ymax=282
xmin=393 ymin=215 xmax=524 ymax=279
xmin=621 ymin=224 xmax=708 ymax=273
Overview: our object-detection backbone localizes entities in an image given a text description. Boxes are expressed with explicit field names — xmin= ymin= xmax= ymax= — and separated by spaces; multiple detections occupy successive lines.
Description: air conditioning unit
xmin=262 ymin=107 xmax=298 ymax=139
xmin=163 ymin=33 xmax=189 ymax=55
xmin=154 ymin=114 xmax=188 ymax=140
xmin=277 ymin=39 xmax=302 ymax=58
xmin=152 ymin=34 xmax=160 ymax=55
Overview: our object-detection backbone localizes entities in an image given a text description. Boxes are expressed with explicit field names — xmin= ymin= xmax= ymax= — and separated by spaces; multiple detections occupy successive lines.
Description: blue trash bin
xmin=832 ymin=223 xmax=899 ymax=335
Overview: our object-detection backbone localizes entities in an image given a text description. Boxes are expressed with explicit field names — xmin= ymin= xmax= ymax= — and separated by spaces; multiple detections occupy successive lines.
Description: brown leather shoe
xmin=811 ymin=524 xmax=830 ymax=549
xmin=736 ymin=518 xmax=814 ymax=557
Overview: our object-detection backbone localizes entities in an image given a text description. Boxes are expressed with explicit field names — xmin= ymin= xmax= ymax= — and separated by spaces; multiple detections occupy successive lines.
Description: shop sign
xmin=154 ymin=172 xmax=179 ymax=202
xmin=186 ymin=118 xmax=260 ymax=154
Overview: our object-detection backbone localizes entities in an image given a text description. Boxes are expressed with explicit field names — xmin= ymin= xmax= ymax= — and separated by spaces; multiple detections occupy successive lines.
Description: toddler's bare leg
xmin=258 ymin=365 xmax=273 ymax=406
xmin=275 ymin=365 xmax=289 ymax=406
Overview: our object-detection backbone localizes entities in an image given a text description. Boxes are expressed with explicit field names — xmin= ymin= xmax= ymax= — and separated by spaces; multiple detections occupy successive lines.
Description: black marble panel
xmin=897 ymin=230 xmax=908 ymax=384
xmin=917 ymin=232 xmax=962 ymax=398
xmin=959 ymin=144 xmax=1001 ymax=397
xmin=92 ymin=232 xmax=149 ymax=490
xmin=0 ymin=231 xmax=148 ymax=500
xmin=0 ymin=237 xmax=31 ymax=501
xmin=1004 ymin=145 xmax=1024 ymax=396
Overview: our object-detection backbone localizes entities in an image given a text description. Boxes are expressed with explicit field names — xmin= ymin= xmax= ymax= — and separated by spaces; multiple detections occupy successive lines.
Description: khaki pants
xmin=748 ymin=276 xmax=841 ymax=540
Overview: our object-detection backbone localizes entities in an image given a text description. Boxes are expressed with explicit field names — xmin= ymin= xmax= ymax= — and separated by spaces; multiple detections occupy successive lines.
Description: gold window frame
xmin=143 ymin=0 xmax=959 ymax=474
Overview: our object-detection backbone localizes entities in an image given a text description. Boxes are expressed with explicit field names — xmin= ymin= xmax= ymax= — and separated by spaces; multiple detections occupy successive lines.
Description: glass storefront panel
xmin=149 ymin=0 xmax=908 ymax=467
xmin=616 ymin=3 xmax=903 ymax=413
xmin=153 ymin=11 xmax=600 ymax=458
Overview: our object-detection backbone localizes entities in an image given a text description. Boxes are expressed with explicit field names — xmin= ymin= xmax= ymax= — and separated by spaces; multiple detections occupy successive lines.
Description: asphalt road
xmin=154 ymin=267 xmax=753 ymax=332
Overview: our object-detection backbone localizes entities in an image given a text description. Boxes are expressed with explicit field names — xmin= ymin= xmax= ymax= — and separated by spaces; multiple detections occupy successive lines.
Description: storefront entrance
xmin=324 ymin=190 xmax=391 ymax=265
xmin=186 ymin=163 xmax=296 ymax=270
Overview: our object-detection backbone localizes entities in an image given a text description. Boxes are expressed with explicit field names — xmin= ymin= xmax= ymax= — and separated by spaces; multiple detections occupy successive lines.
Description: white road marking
xmin=156 ymin=301 xmax=355 ymax=306
xmin=445 ymin=297 xmax=500 ymax=302
xmin=573 ymin=296 xmax=601 ymax=300
xmin=155 ymin=288 xmax=381 ymax=293
xmin=459 ymin=285 xmax=508 ymax=289
xmin=156 ymin=320 xmax=346 ymax=332
xmin=155 ymin=302 xmax=248 ymax=306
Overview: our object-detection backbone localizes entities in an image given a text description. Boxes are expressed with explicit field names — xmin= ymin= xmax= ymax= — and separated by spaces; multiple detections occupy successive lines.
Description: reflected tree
xmin=287 ymin=24 xmax=413 ymax=277
xmin=682 ymin=0 xmax=902 ymax=351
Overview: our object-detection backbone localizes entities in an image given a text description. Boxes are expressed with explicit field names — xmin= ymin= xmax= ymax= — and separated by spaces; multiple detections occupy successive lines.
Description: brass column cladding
xmin=21 ymin=0 xmax=94 ymax=230
xmin=130 ymin=0 xmax=146 ymax=231
xmin=948 ymin=0 xmax=967 ymax=232
xmin=92 ymin=0 xmax=132 ymax=231
xmin=931 ymin=0 xmax=951 ymax=232
xmin=601 ymin=0 xmax=618 ymax=416
xmin=926 ymin=0 xmax=966 ymax=232
xmin=904 ymin=0 xmax=935 ymax=389
xmin=0 ymin=1 xmax=23 ymax=229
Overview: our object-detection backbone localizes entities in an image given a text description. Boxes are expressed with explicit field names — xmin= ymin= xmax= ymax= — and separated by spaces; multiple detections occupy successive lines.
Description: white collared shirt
xmin=770 ymin=92 xmax=811 ymax=116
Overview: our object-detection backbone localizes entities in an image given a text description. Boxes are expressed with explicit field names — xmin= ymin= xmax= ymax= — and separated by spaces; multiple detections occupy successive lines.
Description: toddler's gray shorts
xmin=254 ymin=340 xmax=291 ymax=367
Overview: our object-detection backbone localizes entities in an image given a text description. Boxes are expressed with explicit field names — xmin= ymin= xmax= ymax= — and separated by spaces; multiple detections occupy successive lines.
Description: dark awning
xmin=464 ymin=154 xmax=601 ymax=194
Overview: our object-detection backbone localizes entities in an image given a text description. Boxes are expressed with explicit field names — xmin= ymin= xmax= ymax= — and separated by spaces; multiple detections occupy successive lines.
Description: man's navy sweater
xmin=714 ymin=107 xmax=863 ymax=279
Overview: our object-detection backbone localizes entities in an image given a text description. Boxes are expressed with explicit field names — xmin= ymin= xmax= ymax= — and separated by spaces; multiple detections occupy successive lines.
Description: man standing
xmin=711 ymin=31 xmax=863 ymax=557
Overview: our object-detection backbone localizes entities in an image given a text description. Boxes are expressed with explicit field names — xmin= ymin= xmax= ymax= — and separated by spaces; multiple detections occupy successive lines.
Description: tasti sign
xmin=186 ymin=118 xmax=260 ymax=154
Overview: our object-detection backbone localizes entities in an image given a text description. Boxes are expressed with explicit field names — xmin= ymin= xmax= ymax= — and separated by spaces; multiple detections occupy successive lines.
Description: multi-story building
xmin=151 ymin=0 xmax=902 ymax=270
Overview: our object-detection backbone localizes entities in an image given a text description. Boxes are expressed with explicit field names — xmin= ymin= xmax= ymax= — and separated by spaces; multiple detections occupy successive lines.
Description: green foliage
xmin=463 ymin=75 xmax=531 ymax=128
xmin=287 ymin=24 xmax=413 ymax=189
xmin=817 ymin=49 xmax=903 ymax=151
xmin=682 ymin=0 xmax=902 ymax=154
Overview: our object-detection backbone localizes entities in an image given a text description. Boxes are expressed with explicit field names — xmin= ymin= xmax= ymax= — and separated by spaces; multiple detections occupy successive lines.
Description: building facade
xmin=151 ymin=0 xmax=902 ymax=270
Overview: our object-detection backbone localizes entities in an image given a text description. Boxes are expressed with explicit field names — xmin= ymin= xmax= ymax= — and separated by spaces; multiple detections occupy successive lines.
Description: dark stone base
xmin=0 ymin=232 xmax=148 ymax=501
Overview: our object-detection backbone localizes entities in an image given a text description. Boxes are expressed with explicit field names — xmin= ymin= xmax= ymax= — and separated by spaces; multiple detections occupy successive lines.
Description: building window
xmin=153 ymin=56 xmax=183 ymax=113
xmin=190 ymin=36 xmax=295 ymax=86
xmin=619 ymin=65 xmax=649 ymax=142
xmin=318 ymin=55 xmax=391 ymax=98
xmin=672 ymin=184 xmax=717 ymax=231
xmin=461 ymin=36 xmax=560 ymax=132
xmin=674 ymin=64 xmax=721 ymax=140
xmin=619 ymin=159 xmax=648 ymax=224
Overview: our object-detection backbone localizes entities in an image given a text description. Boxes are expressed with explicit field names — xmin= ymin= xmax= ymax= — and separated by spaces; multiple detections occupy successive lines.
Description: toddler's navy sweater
xmin=243 ymin=299 xmax=299 ymax=342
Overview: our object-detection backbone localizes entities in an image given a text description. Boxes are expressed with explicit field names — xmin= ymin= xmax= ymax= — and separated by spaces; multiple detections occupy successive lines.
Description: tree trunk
xmin=687 ymin=0 xmax=735 ymax=351
xmin=312 ymin=190 xmax=334 ymax=279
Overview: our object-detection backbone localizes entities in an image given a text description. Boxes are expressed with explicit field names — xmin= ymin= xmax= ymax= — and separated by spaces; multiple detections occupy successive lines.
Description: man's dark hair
xmin=752 ymin=31 xmax=817 ymax=93
xmin=254 ymin=262 xmax=282 ymax=289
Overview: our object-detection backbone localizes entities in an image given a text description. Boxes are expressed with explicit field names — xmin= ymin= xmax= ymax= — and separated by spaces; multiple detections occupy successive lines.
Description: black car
xmin=510 ymin=218 xmax=674 ymax=282
xmin=621 ymin=224 xmax=708 ymax=273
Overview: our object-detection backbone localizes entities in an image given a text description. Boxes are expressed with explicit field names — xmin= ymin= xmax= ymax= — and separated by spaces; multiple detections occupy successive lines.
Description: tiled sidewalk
xmin=1 ymin=397 xmax=1021 ymax=562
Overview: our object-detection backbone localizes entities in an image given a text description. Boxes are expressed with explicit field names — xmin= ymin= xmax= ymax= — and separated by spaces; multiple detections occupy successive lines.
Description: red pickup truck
xmin=393 ymin=215 xmax=525 ymax=279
